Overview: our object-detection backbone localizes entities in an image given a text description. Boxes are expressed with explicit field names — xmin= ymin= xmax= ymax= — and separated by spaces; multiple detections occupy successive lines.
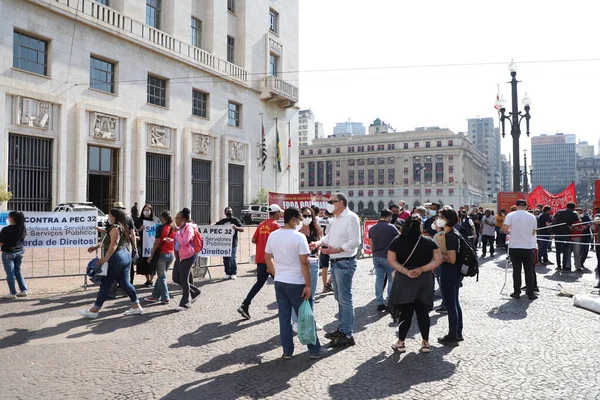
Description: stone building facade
xmin=0 ymin=0 xmax=299 ymax=222
xmin=299 ymin=128 xmax=488 ymax=212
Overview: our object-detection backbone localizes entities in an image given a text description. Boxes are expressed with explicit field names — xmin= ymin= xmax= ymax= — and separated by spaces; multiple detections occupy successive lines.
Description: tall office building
xmin=315 ymin=122 xmax=324 ymax=140
xmin=531 ymin=133 xmax=577 ymax=193
xmin=467 ymin=117 xmax=501 ymax=200
xmin=500 ymin=154 xmax=512 ymax=192
xmin=298 ymin=110 xmax=317 ymax=146
xmin=576 ymin=141 xmax=595 ymax=159
xmin=1 ymin=0 xmax=300 ymax=221
xmin=369 ymin=118 xmax=395 ymax=135
xmin=333 ymin=120 xmax=366 ymax=137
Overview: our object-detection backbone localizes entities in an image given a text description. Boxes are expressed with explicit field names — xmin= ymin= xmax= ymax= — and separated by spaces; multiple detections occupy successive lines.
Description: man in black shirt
xmin=368 ymin=209 xmax=399 ymax=311
xmin=537 ymin=206 xmax=553 ymax=264
xmin=551 ymin=202 xmax=580 ymax=271
xmin=215 ymin=207 xmax=244 ymax=279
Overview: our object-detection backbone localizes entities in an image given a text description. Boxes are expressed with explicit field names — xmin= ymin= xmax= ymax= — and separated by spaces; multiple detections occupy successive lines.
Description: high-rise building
xmin=315 ymin=122 xmax=324 ymax=140
xmin=576 ymin=155 xmax=600 ymax=205
xmin=467 ymin=117 xmax=501 ymax=200
xmin=0 ymin=0 xmax=300 ymax=221
xmin=369 ymin=118 xmax=395 ymax=135
xmin=531 ymin=134 xmax=577 ymax=193
xmin=576 ymin=141 xmax=595 ymax=159
xmin=500 ymin=154 xmax=512 ymax=192
xmin=298 ymin=110 xmax=317 ymax=146
xmin=333 ymin=120 xmax=366 ymax=137
xmin=299 ymin=128 xmax=488 ymax=210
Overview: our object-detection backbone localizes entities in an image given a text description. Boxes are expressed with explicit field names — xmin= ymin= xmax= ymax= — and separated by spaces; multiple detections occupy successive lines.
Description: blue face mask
xmin=428 ymin=209 xmax=436 ymax=217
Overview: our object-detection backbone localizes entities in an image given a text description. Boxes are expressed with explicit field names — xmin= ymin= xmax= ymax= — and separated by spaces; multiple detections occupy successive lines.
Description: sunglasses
xmin=327 ymin=200 xmax=341 ymax=205
xmin=302 ymin=214 xmax=312 ymax=218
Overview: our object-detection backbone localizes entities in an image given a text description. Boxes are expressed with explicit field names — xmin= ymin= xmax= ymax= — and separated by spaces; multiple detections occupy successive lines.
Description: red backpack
xmin=192 ymin=226 xmax=204 ymax=254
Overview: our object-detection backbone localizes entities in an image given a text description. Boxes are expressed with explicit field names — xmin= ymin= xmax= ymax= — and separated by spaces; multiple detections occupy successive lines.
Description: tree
xmin=0 ymin=182 xmax=12 ymax=205
xmin=251 ymin=188 xmax=270 ymax=204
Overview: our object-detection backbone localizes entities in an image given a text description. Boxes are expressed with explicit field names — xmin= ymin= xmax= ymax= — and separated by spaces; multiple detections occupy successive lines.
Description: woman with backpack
xmin=80 ymin=208 xmax=143 ymax=318
xmin=173 ymin=208 xmax=201 ymax=311
xmin=1 ymin=211 xmax=28 ymax=299
xmin=145 ymin=210 xmax=177 ymax=304
xmin=387 ymin=216 xmax=442 ymax=353
xmin=436 ymin=207 xmax=464 ymax=347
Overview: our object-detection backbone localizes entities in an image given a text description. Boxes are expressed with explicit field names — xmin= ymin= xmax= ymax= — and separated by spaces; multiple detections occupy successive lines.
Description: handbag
xmin=96 ymin=261 xmax=109 ymax=276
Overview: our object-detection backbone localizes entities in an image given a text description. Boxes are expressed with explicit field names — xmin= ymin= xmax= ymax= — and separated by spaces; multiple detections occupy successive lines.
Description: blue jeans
xmin=275 ymin=281 xmax=321 ymax=356
xmin=223 ymin=243 xmax=238 ymax=275
xmin=538 ymin=236 xmax=550 ymax=262
xmin=331 ymin=258 xmax=356 ymax=337
xmin=291 ymin=257 xmax=319 ymax=323
xmin=151 ymin=253 xmax=174 ymax=301
xmin=95 ymin=249 xmax=138 ymax=309
xmin=373 ymin=257 xmax=394 ymax=305
xmin=440 ymin=266 xmax=463 ymax=340
xmin=2 ymin=250 xmax=27 ymax=295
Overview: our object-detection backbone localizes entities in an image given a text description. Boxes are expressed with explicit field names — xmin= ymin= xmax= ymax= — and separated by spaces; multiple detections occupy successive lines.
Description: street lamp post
xmin=498 ymin=61 xmax=532 ymax=193
xmin=523 ymin=149 xmax=529 ymax=192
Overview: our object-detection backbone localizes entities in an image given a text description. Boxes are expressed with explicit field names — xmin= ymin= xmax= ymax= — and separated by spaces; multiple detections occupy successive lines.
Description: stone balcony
xmin=30 ymin=0 xmax=248 ymax=85
xmin=260 ymin=76 xmax=299 ymax=108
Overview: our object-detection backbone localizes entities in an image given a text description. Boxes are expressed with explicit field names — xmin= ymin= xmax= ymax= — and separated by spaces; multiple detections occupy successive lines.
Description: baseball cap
xmin=113 ymin=202 xmax=126 ymax=209
xmin=515 ymin=199 xmax=527 ymax=206
xmin=268 ymin=204 xmax=283 ymax=213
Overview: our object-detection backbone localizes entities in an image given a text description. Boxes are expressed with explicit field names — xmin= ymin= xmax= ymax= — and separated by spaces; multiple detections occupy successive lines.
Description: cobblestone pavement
xmin=1 ymin=249 xmax=599 ymax=400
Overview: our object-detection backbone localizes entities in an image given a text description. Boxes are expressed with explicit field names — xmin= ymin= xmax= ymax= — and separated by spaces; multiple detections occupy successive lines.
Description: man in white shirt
xmin=310 ymin=192 xmax=361 ymax=348
xmin=265 ymin=207 xmax=322 ymax=359
xmin=502 ymin=199 xmax=538 ymax=300
xmin=481 ymin=209 xmax=497 ymax=257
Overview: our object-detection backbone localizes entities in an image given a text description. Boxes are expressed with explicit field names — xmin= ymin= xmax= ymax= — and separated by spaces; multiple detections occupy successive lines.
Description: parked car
xmin=53 ymin=202 xmax=108 ymax=229
xmin=240 ymin=204 xmax=268 ymax=225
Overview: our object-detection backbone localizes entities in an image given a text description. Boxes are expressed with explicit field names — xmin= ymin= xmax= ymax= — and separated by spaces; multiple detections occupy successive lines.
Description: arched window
xmin=378 ymin=201 xmax=385 ymax=212
xmin=358 ymin=201 xmax=364 ymax=211
xmin=348 ymin=201 xmax=355 ymax=211
xmin=368 ymin=201 xmax=374 ymax=211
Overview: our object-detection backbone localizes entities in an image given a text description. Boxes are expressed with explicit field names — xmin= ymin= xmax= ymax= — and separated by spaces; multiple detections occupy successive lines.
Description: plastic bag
xmin=297 ymin=300 xmax=316 ymax=345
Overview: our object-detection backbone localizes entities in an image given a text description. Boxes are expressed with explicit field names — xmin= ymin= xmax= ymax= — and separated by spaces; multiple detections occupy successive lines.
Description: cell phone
xmin=321 ymin=246 xmax=329 ymax=249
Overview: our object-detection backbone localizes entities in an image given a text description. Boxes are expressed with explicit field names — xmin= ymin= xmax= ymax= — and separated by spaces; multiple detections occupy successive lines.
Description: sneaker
xmin=435 ymin=305 xmax=448 ymax=314
xmin=437 ymin=335 xmax=459 ymax=347
xmin=527 ymin=294 xmax=538 ymax=300
xmin=556 ymin=266 xmax=562 ymax=271
xmin=377 ymin=304 xmax=387 ymax=312
xmin=562 ymin=269 xmax=573 ymax=273
xmin=310 ymin=351 xmax=325 ymax=359
xmin=123 ymin=307 xmax=144 ymax=316
xmin=224 ymin=275 xmax=231 ymax=280
xmin=16 ymin=291 xmax=28 ymax=298
xmin=145 ymin=297 xmax=160 ymax=303
xmin=315 ymin=322 xmax=323 ymax=331
xmin=327 ymin=336 xmax=355 ymax=348
xmin=281 ymin=354 xmax=293 ymax=360
xmin=509 ymin=292 xmax=520 ymax=299
xmin=545 ymin=261 xmax=554 ymax=265
xmin=191 ymin=294 xmax=200 ymax=304
xmin=161 ymin=299 xmax=171 ymax=304
xmin=2 ymin=293 xmax=16 ymax=300
xmin=292 ymin=322 xmax=298 ymax=334
xmin=174 ymin=306 xmax=190 ymax=312
xmin=79 ymin=309 xmax=99 ymax=319
xmin=457 ymin=336 xmax=464 ymax=342
xmin=324 ymin=329 xmax=345 ymax=340
xmin=230 ymin=275 xmax=237 ymax=280
xmin=237 ymin=304 xmax=250 ymax=320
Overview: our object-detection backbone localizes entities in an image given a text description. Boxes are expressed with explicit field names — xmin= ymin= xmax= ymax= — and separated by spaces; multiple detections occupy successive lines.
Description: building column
xmin=182 ymin=128 xmax=192 ymax=211
xmin=221 ymin=137 xmax=229 ymax=211
xmin=136 ymin=119 xmax=146 ymax=205
xmin=212 ymin=136 xmax=221 ymax=222
xmin=0 ymin=93 xmax=6 ymax=209
xmin=122 ymin=117 xmax=132 ymax=208
xmin=74 ymin=105 xmax=87 ymax=202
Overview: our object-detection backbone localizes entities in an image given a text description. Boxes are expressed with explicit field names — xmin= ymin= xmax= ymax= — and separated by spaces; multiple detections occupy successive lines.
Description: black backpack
xmin=453 ymin=229 xmax=479 ymax=281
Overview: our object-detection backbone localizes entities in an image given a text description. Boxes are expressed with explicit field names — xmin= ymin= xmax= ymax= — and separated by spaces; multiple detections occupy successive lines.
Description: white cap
xmin=268 ymin=204 xmax=283 ymax=213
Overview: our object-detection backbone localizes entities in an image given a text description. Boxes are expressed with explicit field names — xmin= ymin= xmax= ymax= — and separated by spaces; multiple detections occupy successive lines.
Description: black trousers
xmin=510 ymin=248 xmax=535 ymax=296
xmin=243 ymin=263 xmax=270 ymax=306
xmin=482 ymin=235 xmax=495 ymax=255
xmin=398 ymin=300 xmax=430 ymax=341
xmin=173 ymin=255 xmax=200 ymax=307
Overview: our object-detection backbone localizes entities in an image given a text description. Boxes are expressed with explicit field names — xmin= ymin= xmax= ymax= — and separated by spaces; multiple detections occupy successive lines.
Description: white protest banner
xmin=142 ymin=221 xmax=160 ymax=257
xmin=197 ymin=225 xmax=235 ymax=257
xmin=0 ymin=211 xmax=98 ymax=248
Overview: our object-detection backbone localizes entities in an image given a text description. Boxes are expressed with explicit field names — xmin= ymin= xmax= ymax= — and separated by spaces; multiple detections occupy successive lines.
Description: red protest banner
xmin=268 ymin=192 xmax=330 ymax=212
xmin=526 ymin=183 xmax=577 ymax=213
xmin=497 ymin=192 xmax=526 ymax=213
xmin=362 ymin=219 xmax=378 ymax=255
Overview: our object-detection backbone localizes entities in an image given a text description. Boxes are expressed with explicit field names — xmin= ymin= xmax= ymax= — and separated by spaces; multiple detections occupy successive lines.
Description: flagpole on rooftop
xmin=287 ymin=121 xmax=291 ymax=194
xmin=274 ymin=117 xmax=279 ymax=191
xmin=259 ymin=112 xmax=264 ymax=191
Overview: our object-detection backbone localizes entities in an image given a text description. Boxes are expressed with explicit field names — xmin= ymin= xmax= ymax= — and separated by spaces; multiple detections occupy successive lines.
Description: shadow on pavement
xmin=328 ymin=349 xmax=456 ymax=399
xmin=487 ymin=298 xmax=531 ymax=321
xmin=543 ymin=272 xmax=580 ymax=283
xmin=321 ymin=299 xmax=386 ymax=336
xmin=195 ymin=335 xmax=281 ymax=373
xmin=161 ymin=355 xmax=324 ymax=400
xmin=0 ymin=290 xmax=99 ymax=319
xmin=170 ymin=314 xmax=278 ymax=349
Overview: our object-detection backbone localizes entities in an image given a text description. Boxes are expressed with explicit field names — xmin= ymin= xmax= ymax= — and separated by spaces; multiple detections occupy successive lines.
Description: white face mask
xmin=302 ymin=217 xmax=312 ymax=226
xmin=435 ymin=218 xmax=447 ymax=228
xmin=326 ymin=203 xmax=336 ymax=214
xmin=143 ymin=210 xmax=151 ymax=217
xmin=295 ymin=221 xmax=303 ymax=231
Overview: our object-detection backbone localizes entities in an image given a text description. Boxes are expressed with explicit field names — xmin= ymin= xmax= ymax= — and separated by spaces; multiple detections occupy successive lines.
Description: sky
xmin=297 ymin=0 xmax=600 ymax=158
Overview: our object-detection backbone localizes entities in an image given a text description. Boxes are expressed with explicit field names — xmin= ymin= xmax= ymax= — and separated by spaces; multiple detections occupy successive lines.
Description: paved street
xmin=1 ymin=250 xmax=599 ymax=400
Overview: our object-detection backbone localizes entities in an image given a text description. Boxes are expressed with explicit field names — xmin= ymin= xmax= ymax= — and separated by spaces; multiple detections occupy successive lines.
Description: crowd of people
xmin=1 ymin=196 xmax=599 ymax=359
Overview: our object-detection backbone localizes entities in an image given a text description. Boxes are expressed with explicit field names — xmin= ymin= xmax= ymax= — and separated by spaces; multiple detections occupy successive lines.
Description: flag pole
xmin=259 ymin=112 xmax=264 ymax=191
xmin=287 ymin=121 xmax=291 ymax=194
xmin=274 ymin=117 xmax=278 ymax=191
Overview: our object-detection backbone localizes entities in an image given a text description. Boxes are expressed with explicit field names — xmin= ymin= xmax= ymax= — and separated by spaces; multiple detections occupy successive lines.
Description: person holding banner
xmin=80 ymin=208 xmax=143 ymax=318
xmin=145 ymin=211 xmax=177 ymax=304
xmin=135 ymin=204 xmax=157 ymax=287
xmin=1 ymin=211 xmax=28 ymax=299
xmin=173 ymin=208 xmax=201 ymax=311
xmin=215 ymin=207 xmax=244 ymax=280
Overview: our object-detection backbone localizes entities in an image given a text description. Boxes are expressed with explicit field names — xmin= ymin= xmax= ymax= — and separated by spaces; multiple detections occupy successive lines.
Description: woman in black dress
xmin=387 ymin=216 xmax=442 ymax=353
xmin=135 ymin=204 xmax=157 ymax=287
